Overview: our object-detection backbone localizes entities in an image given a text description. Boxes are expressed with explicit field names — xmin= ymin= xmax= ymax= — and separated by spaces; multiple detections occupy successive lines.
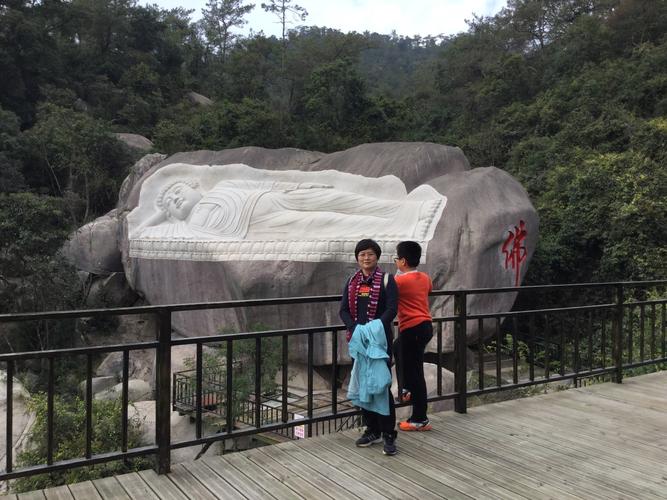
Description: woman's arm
xmin=339 ymin=279 xmax=356 ymax=332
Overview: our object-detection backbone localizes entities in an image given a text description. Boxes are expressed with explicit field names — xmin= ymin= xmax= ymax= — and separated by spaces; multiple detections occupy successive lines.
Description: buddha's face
xmin=162 ymin=183 xmax=202 ymax=220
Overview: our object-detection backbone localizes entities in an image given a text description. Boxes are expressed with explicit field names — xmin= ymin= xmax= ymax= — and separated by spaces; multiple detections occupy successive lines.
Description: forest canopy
xmin=1 ymin=0 xmax=665 ymax=316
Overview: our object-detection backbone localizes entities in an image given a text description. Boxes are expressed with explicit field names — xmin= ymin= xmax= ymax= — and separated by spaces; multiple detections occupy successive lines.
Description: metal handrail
xmin=0 ymin=280 xmax=665 ymax=482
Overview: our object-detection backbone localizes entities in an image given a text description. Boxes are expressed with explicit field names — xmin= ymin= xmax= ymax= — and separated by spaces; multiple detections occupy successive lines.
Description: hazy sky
xmin=146 ymin=0 xmax=507 ymax=38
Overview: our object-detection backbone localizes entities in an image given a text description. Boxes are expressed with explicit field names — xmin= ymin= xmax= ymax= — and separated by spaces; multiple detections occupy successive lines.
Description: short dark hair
xmin=396 ymin=241 xmax=422 ymax=267
xmin=354 ymin=239 xmax=381 ymax=260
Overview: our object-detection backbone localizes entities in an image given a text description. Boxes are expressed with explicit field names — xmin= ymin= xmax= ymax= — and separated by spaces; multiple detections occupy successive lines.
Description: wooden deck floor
xmin=10 ymin=370 xmax=667 ymax=499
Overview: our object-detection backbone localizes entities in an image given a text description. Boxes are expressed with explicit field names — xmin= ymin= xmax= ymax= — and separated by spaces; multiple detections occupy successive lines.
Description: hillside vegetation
xmin=1 ymin=0 xmax=666 ymax=320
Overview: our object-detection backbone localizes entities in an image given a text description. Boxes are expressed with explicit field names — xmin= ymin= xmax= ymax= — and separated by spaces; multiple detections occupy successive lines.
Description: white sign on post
xmin=293 ymin=413 xmax=305 ymax=439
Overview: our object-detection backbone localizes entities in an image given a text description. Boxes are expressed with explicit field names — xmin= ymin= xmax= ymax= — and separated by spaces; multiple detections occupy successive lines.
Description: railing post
xmin=614 ymin=285 xmax=624 ymax=384
xmin=454 ymin=291 xmax=467 ymax=414
xmin=155 ymin=309 xmax=172 ymax=474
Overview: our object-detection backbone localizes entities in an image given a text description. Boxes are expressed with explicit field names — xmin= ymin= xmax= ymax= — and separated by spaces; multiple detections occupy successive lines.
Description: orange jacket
xmin=395 ymin=271 xmax=432 ymax=332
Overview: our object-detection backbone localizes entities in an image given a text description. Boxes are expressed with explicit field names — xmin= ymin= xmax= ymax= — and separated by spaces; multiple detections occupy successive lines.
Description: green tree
xmin=23 ymin=104 xmax=130 ymax=223
xmin=201 ymin=0 xmax=255 ymax=62
xmin=300 ymin=58 xmax=385 ymax=151
xmin=0 ymin=106 xmax=26 ymax=192
xmin=534 ymin=148 xmax=667 ymax=283
xmin=0 ymin=193 xmax=82 ymax=356
xmin=261 ymin=0 xmax=307 ymax=70
xmin=12 ymin=395 xmax=149 ymax=493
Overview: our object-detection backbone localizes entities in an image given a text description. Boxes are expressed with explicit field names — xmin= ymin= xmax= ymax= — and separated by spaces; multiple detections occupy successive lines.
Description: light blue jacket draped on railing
xmin=347 ymin=319 xmax=391 ymax=415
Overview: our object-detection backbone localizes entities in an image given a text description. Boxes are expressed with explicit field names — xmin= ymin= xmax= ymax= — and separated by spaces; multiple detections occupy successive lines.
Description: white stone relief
xmin=127 ymin=163 xmax=446 ymax=262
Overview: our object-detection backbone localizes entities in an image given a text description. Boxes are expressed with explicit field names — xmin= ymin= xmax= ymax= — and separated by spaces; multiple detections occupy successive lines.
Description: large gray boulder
xmin=306 ymin=142 xmax=470 ymax=190
xmin=186 ymin=91 xmax=214 ymax=107
xmin=68 ymin=143 xmax=538 ymax=368
xmin=62 ymin=210 xmax=123 ymax=274
xmin=114 ymin=133 xmax=154 ymax=152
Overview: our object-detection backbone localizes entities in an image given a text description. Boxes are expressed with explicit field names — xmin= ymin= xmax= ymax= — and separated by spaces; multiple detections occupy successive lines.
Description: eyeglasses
xmin=392 ymin=256 xmax=402 ymax=261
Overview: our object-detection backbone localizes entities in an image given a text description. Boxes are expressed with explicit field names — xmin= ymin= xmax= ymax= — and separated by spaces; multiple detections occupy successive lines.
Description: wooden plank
xmin=220 ymin=450 xmax=305 ymax=500
xmin=529 ymin=391 xmax=666 ymax=436
xmin=17 ymin=491 xmax=45 ymax=500
xmin=244 ymin=447 xmax=333 ymax=499
xmin=379 ymin=427 xmax=592 ymax=500
xmin=201 ymin=455 xmax=277 ymax=500
xmin=578 ymin=385 xmax=667 ymax=411
xmin=295 ymin=437 xmax=428 ymax=500
xmin=179 ymin=460 xmax=245 ymax=500
xmin=278 ymin=440 xmax=397 ymax=500
xmin=137 ymin=470 xmax=188 ymax=500
xmin=472 ymin=389 xmax=666 ymax=438
xmin=92 ymin=477 xmax=130 ymax=500
xmin=257 ymin=444 xmax=362 ymax=499
xmin=475 ymin=398 xmax=667 ymax=472
xmin=393 ymin=431 xmax=584 ymax=500
xmin=67 ymin=481 xmax=102 ymax=500
xmin=423 ymin=416 xmax=617 ymax=500
xmin=323 ymin=431 xmax=517 ymax=500
xmin=113 ymin=472 xmax=159 ymax=500
xmin=473 ymin=392 xmax=666 ymax=442
xmin=12 ymin=372 xmax=667 ymax=500
xmin=432 ymin=413 xmax=667 ymax=499
xmin=467 ymin=410 xmax=667 ymax=488
xmin=609 ymin=376 xmax=667 ymax=392
xmin=43 ymin=486 xmax=73 ymax=500
xmin=165 ymin=464 xmax=218 ymax=500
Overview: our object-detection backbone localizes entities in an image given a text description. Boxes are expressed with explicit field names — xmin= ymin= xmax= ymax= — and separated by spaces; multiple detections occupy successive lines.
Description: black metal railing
xmin=0 ymin=280 xmax=664 ymax=482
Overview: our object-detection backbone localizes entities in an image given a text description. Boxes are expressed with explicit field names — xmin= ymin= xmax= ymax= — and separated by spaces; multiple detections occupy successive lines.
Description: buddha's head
xmin=156 ymin=179 xmax=203 ymax=220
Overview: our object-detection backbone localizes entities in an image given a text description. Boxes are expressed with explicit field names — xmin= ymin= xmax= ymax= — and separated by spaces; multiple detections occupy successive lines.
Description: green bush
xmin=12 ymin=394 xmax=150 ymax=493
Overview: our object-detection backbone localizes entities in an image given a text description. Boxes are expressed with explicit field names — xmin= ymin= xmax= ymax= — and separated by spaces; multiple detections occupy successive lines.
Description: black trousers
xmin=362 ymin=385 xmax=396 ymax=435
xmin=394 ymin=321 xmax=433 ymax=422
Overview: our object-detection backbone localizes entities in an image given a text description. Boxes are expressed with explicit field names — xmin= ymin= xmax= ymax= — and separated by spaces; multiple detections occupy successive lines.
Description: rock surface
xmin=0 ymin=371 xmax=35 ymax=485
xmin=95 ymin=379 xmax=152 ymax=402
xmin=78 ymin=376 xmax=117 ymax=396
xmin=69 ymin=143 xmax=538 ymax=368
xmin=306 ymin=142 xmax=470 ymax=190
xmin=62 ymin=210 xmax=123 ymax=274
xmin=129 ymin=400 xmax=223 ymax=463
xmin=186 ymin=91 xmax=214 ymax=106
xmin=114 ymin=133 xmax=154 ymax=152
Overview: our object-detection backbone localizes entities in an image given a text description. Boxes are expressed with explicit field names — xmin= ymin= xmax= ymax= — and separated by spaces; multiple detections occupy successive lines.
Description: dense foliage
xmin=12 ymin=394 xmax=149 ymax=493
xmin=1 ymin=0 xmax=665 ymax=318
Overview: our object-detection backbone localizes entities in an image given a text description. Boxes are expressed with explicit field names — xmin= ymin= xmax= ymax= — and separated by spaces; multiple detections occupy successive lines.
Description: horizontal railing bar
xmin=467 ymin=303 xmax=616 ymax=320
xmin=622 ymin=358 xmax=667 ymax=370
xmin=0 ymin=341 xmax=159 ymax=362
xmin=3 ymin=281 xmax=665 ymax=323
xmin=0 ymin=446 xmax=157 ymax=481
xmin=171 ymin=324 xmax=344 ymax=345
xmin=431 ymin=316 xmax=458 ymax=322
xmin=0 ymin=295 xmax=342 ymax=323
xmin=467 ymin=367 xmax=619 ymax=397
xmin=170 ymin=409 xmax=364 ymax=449
xmin=623 ymin=299 xmax=667 ymax=307
xmin=431 ymin=280 xmax=667 ymax=296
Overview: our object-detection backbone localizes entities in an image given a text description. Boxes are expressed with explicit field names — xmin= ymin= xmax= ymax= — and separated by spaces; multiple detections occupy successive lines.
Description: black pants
xmin=394 ymin=321 xmax=433 ymax=422
xmin=362 ymin=386 xmax=396 ymax=435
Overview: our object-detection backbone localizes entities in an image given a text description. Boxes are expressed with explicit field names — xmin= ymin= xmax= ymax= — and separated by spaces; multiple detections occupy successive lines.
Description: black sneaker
xmin=382 ymin=432 xmax=397 ymax=455
xmin=355 ymin=430 xmax=382 ymax=447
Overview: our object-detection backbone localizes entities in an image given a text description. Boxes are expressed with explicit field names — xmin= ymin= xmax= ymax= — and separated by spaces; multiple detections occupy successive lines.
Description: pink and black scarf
xmin=346 ymin=266 xmax=384 ymax=341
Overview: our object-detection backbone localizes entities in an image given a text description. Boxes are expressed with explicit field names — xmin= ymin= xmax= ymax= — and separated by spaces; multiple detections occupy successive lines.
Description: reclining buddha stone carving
xmin=127 ymin=163 xmax=446 ymax=263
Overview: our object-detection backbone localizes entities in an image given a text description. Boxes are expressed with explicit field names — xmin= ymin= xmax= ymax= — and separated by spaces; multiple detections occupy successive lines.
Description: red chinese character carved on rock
xmin=502 ymin=220 xmax=527 ymax=286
